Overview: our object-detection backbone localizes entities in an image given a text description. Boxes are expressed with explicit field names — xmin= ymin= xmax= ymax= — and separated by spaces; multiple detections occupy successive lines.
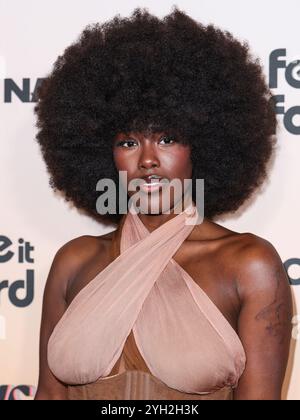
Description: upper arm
xmin=34 ymin=239 xmax=84 ymax=400
xmin=233 ymin=235 xmax=293 ymax=400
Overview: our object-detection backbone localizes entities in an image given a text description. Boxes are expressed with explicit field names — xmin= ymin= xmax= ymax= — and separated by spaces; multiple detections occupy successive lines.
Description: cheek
xmin=112 ymin=149 xmax=120 ymax=167
xmin=164 ymin=148 xmax=192 ymax=178
xmin=180 ymin=152 xmax=192 ymax=177
xmin=113 ymin=149 xmax=131 ymax=172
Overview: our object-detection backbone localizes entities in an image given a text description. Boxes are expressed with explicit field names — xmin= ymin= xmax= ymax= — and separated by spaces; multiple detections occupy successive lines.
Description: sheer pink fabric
xmin=48 ymin=203 xmax=246 ymax=394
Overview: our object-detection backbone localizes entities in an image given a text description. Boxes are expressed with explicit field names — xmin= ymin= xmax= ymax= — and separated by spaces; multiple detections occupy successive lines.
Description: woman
xmin=34 ymin=7 xmax=292 ymax=400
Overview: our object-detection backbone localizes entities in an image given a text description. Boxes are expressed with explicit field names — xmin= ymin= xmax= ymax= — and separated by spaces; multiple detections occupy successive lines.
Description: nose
xmin=138 ymin=142 xmax=160 ymax=170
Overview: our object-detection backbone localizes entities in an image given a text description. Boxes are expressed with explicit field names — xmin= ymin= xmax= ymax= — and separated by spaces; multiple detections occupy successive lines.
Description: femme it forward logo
xmin=0 ymin=236 xmax=35 ymax=341
xmin=0 ymin=385 xmax=36 ymax=400
xmin=284 ymin=258 xmax=300 ymax=340
xmin=0 ymin=236 xmax=34 ymax=308
xmin=269 ymin=49 xmax=300 ymax=135
xmin=284 ymin=258 xmax=300 ymax=286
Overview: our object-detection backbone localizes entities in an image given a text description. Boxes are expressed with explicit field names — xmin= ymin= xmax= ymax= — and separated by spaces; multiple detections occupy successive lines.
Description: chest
xmin=172 ymin=241 xmax=241 ymax=331
xmin=66 ymin=239 xmax=241 ymax=332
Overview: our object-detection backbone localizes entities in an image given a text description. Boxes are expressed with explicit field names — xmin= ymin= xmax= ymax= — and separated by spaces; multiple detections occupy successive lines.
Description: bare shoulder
xmin=227 ymin=231 xmax=291 ymax=302
xmin=55 ymin=231 xmax=114 ymax=262
xmin=205 ymin=219 xmax=285 ymax=272
xmin=200 ymin=219 xmax=290 ymax=296
xmin=48 ymin=231 xmax=115 ymax=294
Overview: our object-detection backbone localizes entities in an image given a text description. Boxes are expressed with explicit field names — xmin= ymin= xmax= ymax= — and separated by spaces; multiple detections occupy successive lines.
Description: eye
xmin=115 ymin=139 xmax=137 ymax=148
xmin=115 ymin=135 xmax=176 ymax=148
xmin=159 ymin=135 xmax=176 ymax=145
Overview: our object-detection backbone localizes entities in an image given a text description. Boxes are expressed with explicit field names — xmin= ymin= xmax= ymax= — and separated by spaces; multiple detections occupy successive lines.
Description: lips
xmin=142 ymin=175 xmax=163 ymax=183
xmin=137 ymin=175 xmax=169 ymax=194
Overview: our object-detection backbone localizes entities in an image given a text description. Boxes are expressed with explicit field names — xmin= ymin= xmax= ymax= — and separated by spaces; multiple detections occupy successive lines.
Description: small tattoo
xmin=255 ymin=267 xmax=288 ymax=344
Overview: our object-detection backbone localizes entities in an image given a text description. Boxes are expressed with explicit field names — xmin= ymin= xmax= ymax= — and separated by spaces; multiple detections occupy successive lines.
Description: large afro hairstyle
xmin=34 ymin=6 xmax=277 ymax=226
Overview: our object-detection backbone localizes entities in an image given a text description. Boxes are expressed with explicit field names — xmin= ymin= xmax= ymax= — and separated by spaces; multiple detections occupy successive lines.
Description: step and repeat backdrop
xmin=0 ymin=0 xmax=299 ymax=400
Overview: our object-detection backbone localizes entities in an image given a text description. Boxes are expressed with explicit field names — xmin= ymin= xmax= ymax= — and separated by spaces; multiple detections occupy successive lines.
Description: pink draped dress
xmin=47 ymin=204 xmax=246 ymax=400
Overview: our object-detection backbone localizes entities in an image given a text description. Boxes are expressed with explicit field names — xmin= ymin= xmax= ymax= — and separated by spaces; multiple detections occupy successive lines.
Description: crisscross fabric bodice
xmin=48 ymin=203 xmax=246 ymax=395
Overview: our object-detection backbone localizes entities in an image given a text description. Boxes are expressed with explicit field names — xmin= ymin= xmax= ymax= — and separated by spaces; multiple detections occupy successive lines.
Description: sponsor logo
xmin=0 ymin=385 xmax=36 ymax=400
xmin=269 ymin=49 xmax=300 ymax=135
xmin=0 ymin=236 xmax=35 ymax=307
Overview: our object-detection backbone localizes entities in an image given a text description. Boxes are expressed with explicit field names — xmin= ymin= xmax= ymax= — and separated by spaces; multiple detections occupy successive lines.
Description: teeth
xmin=140 ymin=175 xmax=165 ymax=184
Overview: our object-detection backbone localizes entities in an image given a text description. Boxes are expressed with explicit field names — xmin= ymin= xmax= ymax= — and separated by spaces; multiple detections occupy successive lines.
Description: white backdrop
xmin=0 ymin=0 xmax=299 ymax=400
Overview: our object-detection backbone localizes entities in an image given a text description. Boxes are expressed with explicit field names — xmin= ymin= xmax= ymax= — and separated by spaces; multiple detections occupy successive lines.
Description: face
xmin=112 ymin=131 xmax=193 ymax=214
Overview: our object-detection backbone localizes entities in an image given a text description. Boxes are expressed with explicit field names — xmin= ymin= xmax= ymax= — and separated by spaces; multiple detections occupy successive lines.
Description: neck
xmin=136 ymin=199 xmax=195 ymax=233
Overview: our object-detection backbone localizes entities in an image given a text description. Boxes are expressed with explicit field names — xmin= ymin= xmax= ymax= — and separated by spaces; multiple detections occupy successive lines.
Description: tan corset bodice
xmin=67 ymin=328 xmax=233 ymax=400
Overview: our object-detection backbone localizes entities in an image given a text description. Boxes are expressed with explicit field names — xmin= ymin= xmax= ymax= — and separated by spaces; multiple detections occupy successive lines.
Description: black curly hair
xmin=34 ymin=6 xmax=277 ymax=226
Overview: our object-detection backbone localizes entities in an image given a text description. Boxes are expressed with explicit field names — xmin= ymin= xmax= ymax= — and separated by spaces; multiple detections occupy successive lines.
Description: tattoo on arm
xmin=254 ymin=267 xmax=289 ymax=344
